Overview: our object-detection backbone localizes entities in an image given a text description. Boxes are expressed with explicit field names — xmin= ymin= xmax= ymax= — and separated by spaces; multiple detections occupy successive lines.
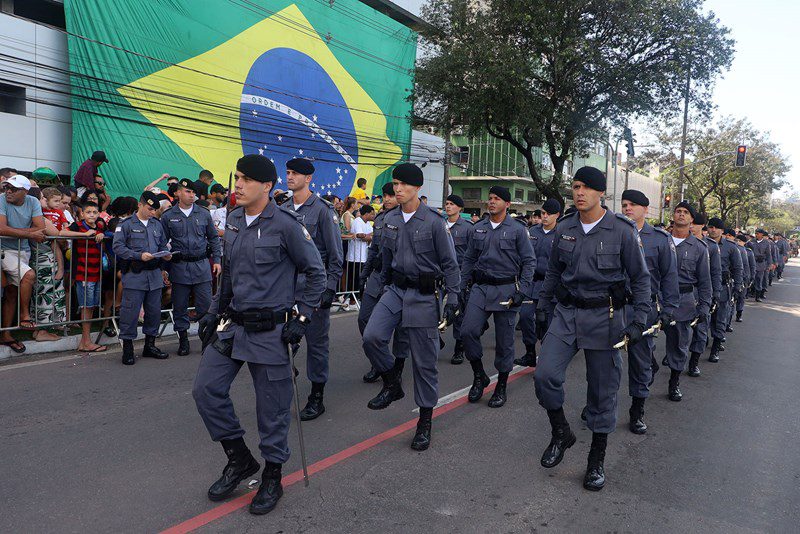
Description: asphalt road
xmin=2 ymin=260 xmax=799 ymax=533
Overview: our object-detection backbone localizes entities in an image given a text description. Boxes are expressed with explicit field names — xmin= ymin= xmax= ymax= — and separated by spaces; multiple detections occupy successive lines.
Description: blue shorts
xmin=75 ymin=281 xmax=101 ymax=308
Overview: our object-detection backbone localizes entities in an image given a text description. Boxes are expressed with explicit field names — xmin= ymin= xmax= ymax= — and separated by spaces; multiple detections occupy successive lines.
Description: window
xmin=462 ymin=187 xmax=481 ymax=200
xmin=527 ymin=190 xmax=538 ymax=202
xmin=453 ymin=146 xmax=469 ymax=165
xmin=13 ymin=0 xmax=66 ymax=29
xmin=514 ymin=189 xmax=524 ymax=202
xmin=0 ymin=83 xmax=26 ymax=116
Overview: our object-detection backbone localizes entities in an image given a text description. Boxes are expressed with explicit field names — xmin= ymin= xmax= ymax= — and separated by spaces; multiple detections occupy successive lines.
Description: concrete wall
xmin=605 ymin=161 xmax=663 ymax=220
xmin=0 ymin=12 xmax=72 ymax=176
xmin=409 ymin=129 xmax=445 ymax=208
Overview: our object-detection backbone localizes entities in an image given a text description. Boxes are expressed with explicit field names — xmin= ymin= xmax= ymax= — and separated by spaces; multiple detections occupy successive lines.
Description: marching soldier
xmin=734 ymin=233 xmax=755 ymax=322
xmin=112 ymin=191 xmax=172 ymax=365
xmin=534 ymin=167 xmax=650 ymax=492
xmin=774 ymin=233 xmax=789 ymax=279
xmin=619 ymin=190 xmax=679 ymax=434
xmin=516 ymin=198 xmax=561 ymax=368
xmin=362 ymin=163 xmax=461 ymax=451
xmin=663 ymin=202 xmax=712 ymax=401
xmin=686 ymin=215 xmax=721 ymax=377
xmin=161 ymin=178 xmax=222 ymax=356
xmin=724 ymin=228 xmax=747 ymax=329
xmin=706 ymin=218 xmax=742 ymax=362
xmin=358 ymin=182 xmax=408 ymax=382
xmin=459 ymin=186 xmax=536 ymax=407
xmin=443 ymin=194 xmax=473 ymax=365
xmin=751 ymin=229 xmax=773 ymax=301
xmin=283 ymin=157 xmax=344 ymax=421
xmin=192 ymin=154 xmax=325 ymax=515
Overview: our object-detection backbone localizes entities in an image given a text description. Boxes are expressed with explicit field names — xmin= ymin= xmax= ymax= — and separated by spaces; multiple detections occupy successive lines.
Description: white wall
xmin=606 ymin=161 xmax=663 ymax=220
xmin=0 ymin=13 xmax=72 ymax=175
xmin=409 ymin=129 xmax=445 ymax=207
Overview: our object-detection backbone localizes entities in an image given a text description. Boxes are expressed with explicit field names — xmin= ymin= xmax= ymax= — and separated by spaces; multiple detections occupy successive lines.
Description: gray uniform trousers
xmin=754 ymin=270 xmax=768 ymax=292
xmin=735 ymin=288 xmax=746 ymax=313
xmin=534 ymin=331 xmax=622 ymax=434
xmin=690 ymin=314 xmax=712 ymax=354
xmin=192 ymin=342 xmax=293 ymax=464
xmin=171 ymin=281 xmax=212 ymax=332
xmin=304 ymin=307 xmax=330 ymax=383
xmin=362 ymin=287 xmax=438 ymax=408
xmin=712 ymin=285 xmax=733 ymax=340
xmin=358 ymin=289 xmax=410 ymax=359
xmin=664 ymin=320 xmax=693 ymax=371
xmin=119 ymin=288 xmax=162 ymax=340
xmin=518 ymin=300 xmax=554 ymax=349
xmin=625 ymin=304 xmax=657 ymax=398
xmin=461 ymin=300 xmax=517 ymax=373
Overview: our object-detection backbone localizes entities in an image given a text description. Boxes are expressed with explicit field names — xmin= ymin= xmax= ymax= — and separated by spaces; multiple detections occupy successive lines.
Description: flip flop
xmin=0 ymin=341 xmax=26 ymax=354
xmin=78 ymin=346 xmax=107 ymax=353
xmin=18 ymin=319 xmax=35 ymax=330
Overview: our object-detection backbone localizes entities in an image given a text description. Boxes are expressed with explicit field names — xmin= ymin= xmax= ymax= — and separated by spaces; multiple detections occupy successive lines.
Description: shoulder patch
xmin=302 ymin=226 xmax=312 ymax=240
xmin=615 ymin=213 xmax=636 ymax=227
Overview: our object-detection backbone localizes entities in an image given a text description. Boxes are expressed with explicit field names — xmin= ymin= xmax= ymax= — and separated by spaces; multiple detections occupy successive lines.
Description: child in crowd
xmin=60 ymin=201 xmax=109 ymax=352
xmin=30 ymin=187 xmax=67 ymax=341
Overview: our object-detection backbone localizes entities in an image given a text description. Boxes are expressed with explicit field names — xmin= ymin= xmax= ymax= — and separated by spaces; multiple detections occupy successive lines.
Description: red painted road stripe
xmin=161 ymin=366 xmax=535 ymax=534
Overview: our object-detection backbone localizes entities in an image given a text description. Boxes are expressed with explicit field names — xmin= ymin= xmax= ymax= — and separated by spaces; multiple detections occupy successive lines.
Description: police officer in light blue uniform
xmin=516 ymin=198 xmax=561 ymax=368
xmin=459 ymin=186 xmax=535 ymax=408
xmin=283 ymin=157 xmax=343 ymax=421
xmin=362 ymin=163 xmax=461 ymax=452
xmin=534 ymin=167 xmax=650 ymax=492
xmin=161 ymin=178 xmax=222 ymax=356
xmin=706 ymin=218 xmax=742 ymax=362
xmin=736 ymin=233 xmax=755 ymax=322
xmin=443 ymin=194 xmax=473 ymax=364
xmin=663 ymin=202 xmax=712 ymax=401
xmin=619 ymin=190 xmax=679 ymax=434
xmin=192 ymin=154 xmax=325 ymax=516
xmin=112 ymin=190 xmax=172 ymax=365
xmin=750 ymin=229 xmax=772 ymax=301
xmin=685 ymin=214 xmax=720 ymax=377
xmin=358 ymin=182 xmax=409 ymax=382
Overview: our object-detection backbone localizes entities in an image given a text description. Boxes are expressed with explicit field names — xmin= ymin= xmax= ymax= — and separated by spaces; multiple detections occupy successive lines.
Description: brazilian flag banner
xmin=64 ymin=0 xmax=417 ymax=199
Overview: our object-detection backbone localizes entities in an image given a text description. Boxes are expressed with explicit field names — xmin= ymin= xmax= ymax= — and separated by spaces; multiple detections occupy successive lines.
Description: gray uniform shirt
xmin=112 ymin=214 xmax=169 ymax=291
xmin=639 ymin=223 xmax=680 ymax=315
xmin=285 ymin=194 xmax=343 ymax=292
xmin=673 ymin=235 xmax=712 ymax=322
xmin=161 ymin=204 xmax=222 ymax=285
xmin=745 ymin=247 xmax=756 ymax=279
xmin=448 ymin=217 xmax=474 ymax=268
xmin=717 ymin=237 xmax=744 ymax=288
xmin=750 ymin=239 xmax=773 ymax=271
xmin=704 ymin=237 xmax=722 ymax=302
xmin=528 ymin=224 xmax=556 ymax=301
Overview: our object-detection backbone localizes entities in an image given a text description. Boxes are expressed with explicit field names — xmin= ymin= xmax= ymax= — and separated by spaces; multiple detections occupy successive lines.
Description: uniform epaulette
xmin=695 ymin=236 xmax=708 ymax=248
xmin=228 ymin=205 xmax=243 ymax=216
xmin=556 ymin=211 xmax=578 ymax=223
xmin=320 ymin=196 xmax=335 ymax=210
xmin=615 ymin=212 xmax=636 ymax=227
xmin=653 ymin=226 xmax=671 ymax=238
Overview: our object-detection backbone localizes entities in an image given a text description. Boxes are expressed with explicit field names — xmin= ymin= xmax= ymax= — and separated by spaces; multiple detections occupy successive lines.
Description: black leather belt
xmin=533 ymin=272 xmax=546 ymax=282
xmin=392 ymin=271 xmax=441 ymax=295
xmin=679 ymin=283 xmax=695 ymax=294
xmin=474 ymin=271 xmax=516 ymax=286
xmin=176 ymin=253 xmax=209 ymax=263
xmin=228 ymin=309 xmax=290 ymax=332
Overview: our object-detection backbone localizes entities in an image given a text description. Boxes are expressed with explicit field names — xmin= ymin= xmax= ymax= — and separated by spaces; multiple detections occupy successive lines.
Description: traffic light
xmin=624 ymin=127 xmax=635 ymax=157
xmin=664 ymin=193 xmax=671 ymax=208
xmin=735 ymin=145 xmax=747 ymax=167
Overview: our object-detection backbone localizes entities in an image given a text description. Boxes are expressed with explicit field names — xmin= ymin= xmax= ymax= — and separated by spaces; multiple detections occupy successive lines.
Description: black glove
xmin=508 ymin=291 xmax=525 ymax=307
xmin=657 ymin=310 xmax=674 ymax=327
xmin=281 ymin=315 xmax=310 ymax=345
xmin=443 ymin=303 xmax=460 ymax=326
xmin=535 ymin=309 xmax=549 ymax=340
xmin=198 ymin=312 xmax=219 ymax=350
xmin=618 ymin=321 xmax=646 ymax=347
xmin=319 ymin=288 xmax=336 ymax=309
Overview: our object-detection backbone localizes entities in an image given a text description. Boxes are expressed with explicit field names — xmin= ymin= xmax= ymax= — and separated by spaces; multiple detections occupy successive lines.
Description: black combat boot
xmin=249 ymin=462 xmax=283 ymax=515
xmin=661 ymin=354 xmax=668 ymax=367
xmin=122 ymin=339 xmax=135 ymax=365
xmin=541 ymin=408 xmax=576 ymax=468
xmin=735 ymin=311 xmax=742 ymax=322
xmin=467 ymin=359 xmax=491 ymax=403
xmin=649 ymin=354 xmax=660 ymax=386
xmin=393 ymin=357 xmax=406 ymax=377
xmin=583 ymin=433 xmax=607 ymax=491
xmin=367 ymin=368 xmax=404 ymax=410
xmin=687 ymin=352 xmax=701 ymax=377
xmin=362 ymin=366 xmax=380 ymax=383
xmin=300 ymin=382 xmax=325 ymax=421
xmin=451 ymin=340 xmax=465 ymax=365
xmin=177 ymin=330 xmax=190 ymax=356
xmin=725 ymin=324 xmax=734 ymax=333
xmin=708 ymin=338 xmax=722 ymax=363
xmin=208 ymin=438 xmax=260 ymax=502
xmin=513 ymin=345 xmax=537 ymax=367
xmin=668 ymin=369 xmax=682 ymax=402
xmin=142 ymin=335 xmax=169 ymax=359
xmin=488 ymin=372 xmax=509 ymax=408
xmin=411 ymin=407 xmax=432 ymax=451
xmin=755 ymin=290 xmax=763 ymax=302
xmin=629 ymin=397 xmax=647 ymax=434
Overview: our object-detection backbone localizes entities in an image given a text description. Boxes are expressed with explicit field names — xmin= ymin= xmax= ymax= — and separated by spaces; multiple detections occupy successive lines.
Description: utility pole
xmin=677 ymin=61 xmax=691 ymax=202
xmin=441 ymin=126 xmax=451 ymax=206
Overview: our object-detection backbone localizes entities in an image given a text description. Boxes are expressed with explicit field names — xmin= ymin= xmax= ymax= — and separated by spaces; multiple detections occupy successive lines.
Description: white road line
xmin=412 ymin=365 xmax=529 ymax=413
xmin=0 ymin=354 xmax=82 ymax=372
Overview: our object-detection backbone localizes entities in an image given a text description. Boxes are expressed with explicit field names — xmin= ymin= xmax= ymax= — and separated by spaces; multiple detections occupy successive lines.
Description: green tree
xmin=415 ymin=0 xmax=734 ymax=204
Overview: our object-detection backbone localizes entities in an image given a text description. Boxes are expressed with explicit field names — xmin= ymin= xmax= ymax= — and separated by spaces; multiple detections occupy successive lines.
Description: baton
xmin=613 ymin=321 xmax=665 ymax=350
xmin=499 ymin=299 xmax=535 ymax=307
xmin=689 ymin=316 xmax=701 ymax=327
xmin=288 ymin=342 xmax=310 ymax=487
xmin=438 ymin=309 xmax=460 ymax=333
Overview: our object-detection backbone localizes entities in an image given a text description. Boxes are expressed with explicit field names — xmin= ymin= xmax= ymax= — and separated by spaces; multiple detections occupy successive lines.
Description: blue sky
xmin=395 ymin=0 xmax=800 ymax=194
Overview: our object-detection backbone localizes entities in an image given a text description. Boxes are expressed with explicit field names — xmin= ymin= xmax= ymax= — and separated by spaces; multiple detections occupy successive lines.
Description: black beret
xmin=674 ymin=201 xmax=697 ymax=220
xmin=693 ymin=213 xmax=707 ymax=225
xmin=237 ymin=154 xmax=277 ymax=183
xmin=446 ymin=194 xmax=464 ymax=208
xmin=736 ymin=234 xmax=748 ymax=242
xmin=532 ymin=209 xmax=541 ymax=217
xmin=392 ymin=163 xmax=423 ymax=186
xmin=140 ymin=190 xmax=160 ymax=208
xmin=621 ymin=189 xmax=649 ymax=207
xmin=195 ymin=199 xmax=210 ymax=208
xmin=563 ymin=206 xmax=578 ymax=217
xmin=723 ymin=228 xmax=736 ymax=237
xmin=178 ymin=178 xmax=194 ymax=190
xmin=210 ymin=183 xmax=227 ymax=194
xmin=286 ymin=157 xmax=315 ymax=175
xmin=381 ymin=182 xmax=395 ymax=197
xmin=707 ymin=217 xmax=725 ymax=229
xmin=573 ymin=166 xmax=606 ymax=191
xmin=489 ymin=186 xmax=511 ymax=202
xmin=755 ymin=228 xmax=767 ymax=235
xmin=541 ymin=198 xmax=562 ymax=215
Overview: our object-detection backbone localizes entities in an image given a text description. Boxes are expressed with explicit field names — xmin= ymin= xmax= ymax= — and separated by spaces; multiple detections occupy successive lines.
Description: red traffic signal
xmin=735 ymin=145 xmax=747 ymax=167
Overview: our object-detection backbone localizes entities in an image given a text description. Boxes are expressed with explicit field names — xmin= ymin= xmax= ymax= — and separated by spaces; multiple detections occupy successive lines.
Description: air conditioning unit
xmin=452 ymin=126 xmax=464 ymax=135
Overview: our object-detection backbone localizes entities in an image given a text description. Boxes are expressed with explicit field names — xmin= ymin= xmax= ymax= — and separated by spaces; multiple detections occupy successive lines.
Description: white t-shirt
xmin=179 ymin=206 xmax=193 ymax=217
xmin=672 ymin=236 xmax=686 ymax=246
xmin=140 ymin=218 xmax=149 ymax=227
xmin=346 ymin=217 xmax=372 ymax=263
xmin=542 ymin=227 xmax=552 ymax=234
xmin=293 ymin=203 xmax=304 ymax=212
xmin=490 ymin=221 xmax=501 ymax=229
xmin=402 ymin=210 xmax=415 ymax=223
xmin=245 ymin=214 xmax=258 ymax=227
xmin=581 ymin=219 xmax=601 ymax=233
xmin=446 ymin=220 xmax=456 ymax=229
xmin=63 ymin=209 xmax=75 ymax=224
